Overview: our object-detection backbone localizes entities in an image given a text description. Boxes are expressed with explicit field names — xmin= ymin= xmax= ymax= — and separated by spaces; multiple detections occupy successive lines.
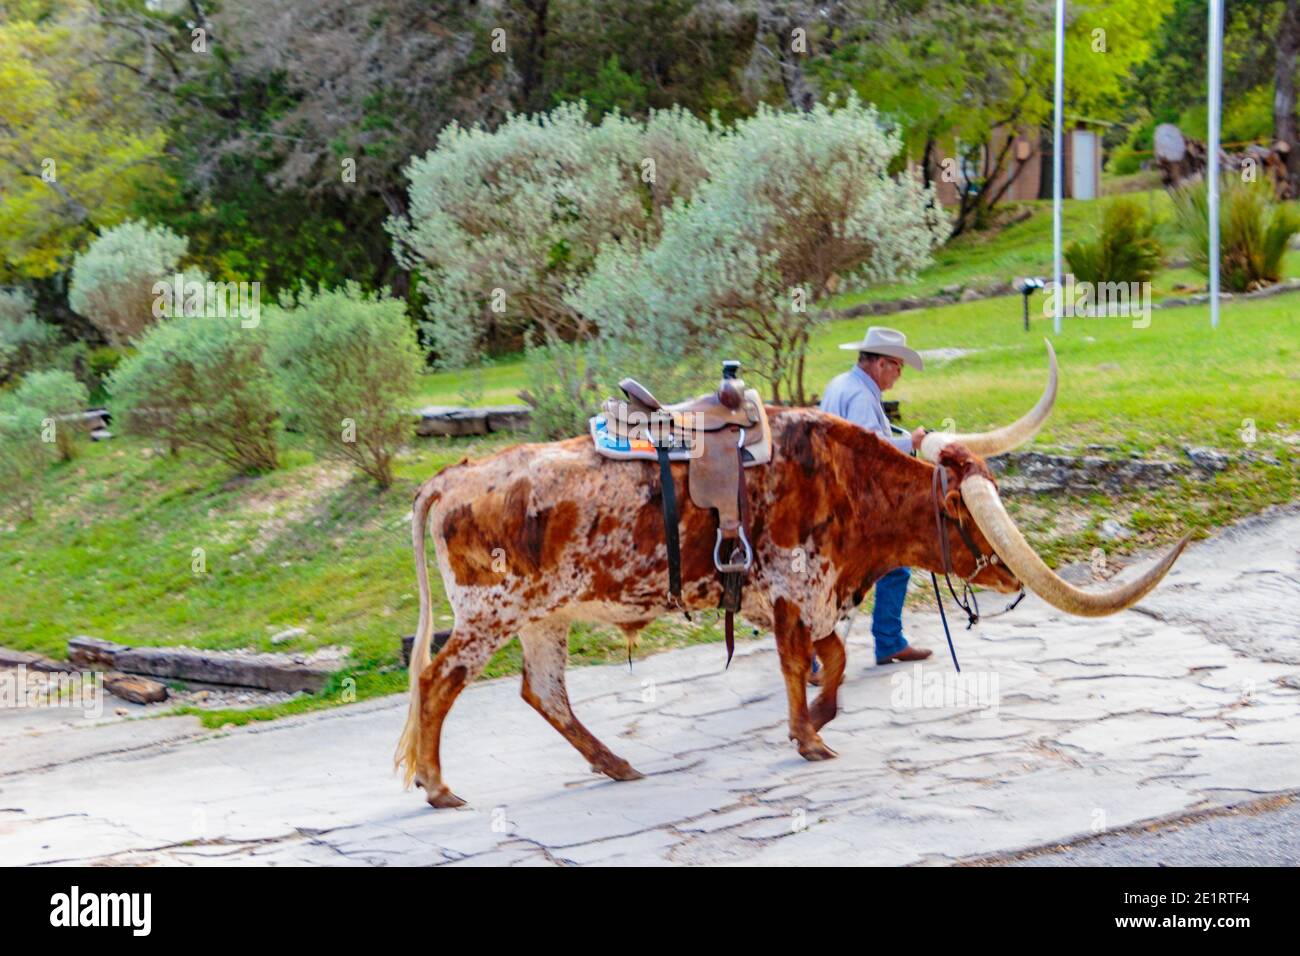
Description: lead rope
xmin=929 ymin=571 xmax=961 ymax=673
xmin=929 ymin=464 xmax=1027 ymax=672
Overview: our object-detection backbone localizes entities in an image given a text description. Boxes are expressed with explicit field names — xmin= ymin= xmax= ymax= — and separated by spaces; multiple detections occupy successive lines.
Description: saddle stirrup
xmin=713 ymin=527 xmax=753 ymax=573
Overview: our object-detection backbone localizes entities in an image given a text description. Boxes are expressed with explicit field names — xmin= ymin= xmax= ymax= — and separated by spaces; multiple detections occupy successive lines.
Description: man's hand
xmin=910 ymin=426 xmax=928 ymax=451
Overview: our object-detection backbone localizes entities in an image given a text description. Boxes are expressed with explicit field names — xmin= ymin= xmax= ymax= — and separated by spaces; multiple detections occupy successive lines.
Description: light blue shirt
xmin=819 ymin=363 xmax=913 ymax=455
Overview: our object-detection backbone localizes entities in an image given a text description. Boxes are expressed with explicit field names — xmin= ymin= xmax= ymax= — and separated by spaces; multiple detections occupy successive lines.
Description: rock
xmin=0 ymin=648 xmax=72 ymax=672
xmin=989 ymin=451 xmax=1187 ymax=495
xmin=1099 ymin=519 xmax=1131 ymax=541
xmin=68 ymin=635 xmax=127 ymax=669
xmin=940 ymin=283 xmax=964 ymax=297
xmin=112 ymin=646 xmax=336 ymax=693
xmin=1241 ymin=450 xmax=1281 ymax=466
xmin=484 ymin=406 xmax=532 ymax=433
xmin=959 ymin=287 xmax=982 ymax=302
xmin=400 ymin=630 xmax=454 ymax=667
xmin=104 ymin=672 xmax=168 ymax=705
xmin=413 ymin=407 xmax=490 ymax=437
xmin=115 ymin=708 xmax=129 ymax=717
xmin=1183 ymin=445 xmax=1231 ymax=474
xmin=271 ymin=627 xmax=307 ymax=646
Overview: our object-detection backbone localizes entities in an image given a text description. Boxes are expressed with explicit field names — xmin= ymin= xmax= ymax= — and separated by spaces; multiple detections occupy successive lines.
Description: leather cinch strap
xmin=722 ymin=430 xmax=752 ymax=668
xmin=656 ymin=444 xmax=683 ymax=605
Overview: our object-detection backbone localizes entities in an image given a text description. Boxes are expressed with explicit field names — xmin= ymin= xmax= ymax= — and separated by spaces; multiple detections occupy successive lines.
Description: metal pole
xmin=1053 ymin=0 xmax=1065 ymax=335
xmin=1208 ymin=0 xmax=1224 ymax=329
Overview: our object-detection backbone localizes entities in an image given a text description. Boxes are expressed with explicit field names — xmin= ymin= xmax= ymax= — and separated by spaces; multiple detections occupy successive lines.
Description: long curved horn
xmin=960 ymin=474 xmax=1189 ymax=617
xmin=920 ymin=339 xmax=1058 ymax=462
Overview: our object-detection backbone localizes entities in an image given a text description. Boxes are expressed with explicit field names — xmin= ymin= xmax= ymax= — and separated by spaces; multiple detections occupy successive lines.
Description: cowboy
xmin=817 ymin=326 xmax=933 ymax=673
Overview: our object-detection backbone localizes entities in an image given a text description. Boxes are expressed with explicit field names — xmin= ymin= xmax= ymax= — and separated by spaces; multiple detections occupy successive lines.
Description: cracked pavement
xmin=2 ymin=505 xmax=1298 ymax=866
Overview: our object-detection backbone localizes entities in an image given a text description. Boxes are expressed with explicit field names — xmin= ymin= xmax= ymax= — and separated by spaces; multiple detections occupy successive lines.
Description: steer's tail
xmin=395 ymin=478 xmax=440 ymax=787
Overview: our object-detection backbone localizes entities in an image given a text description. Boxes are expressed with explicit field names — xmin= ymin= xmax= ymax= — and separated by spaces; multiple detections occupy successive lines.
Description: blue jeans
xmin=810 ymin=567 xmax=912 ymax=674
xmin=871 ymin=567 xmax=912 ymax=662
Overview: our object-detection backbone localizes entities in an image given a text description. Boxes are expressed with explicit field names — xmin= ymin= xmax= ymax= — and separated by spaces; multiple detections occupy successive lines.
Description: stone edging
xmin=836 ymin=276 xmax=1300 ymax=320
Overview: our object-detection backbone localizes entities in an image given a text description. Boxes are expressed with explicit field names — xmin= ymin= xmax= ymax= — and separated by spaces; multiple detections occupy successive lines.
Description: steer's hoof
xmin=611 ymin=764 xmax=645 ymax=782
xmin=797 ymin=738 xmax=838 ymax=762
xmin=595 ymin=757 xmax=644 ymax=782
xmin=426 ymin=787 xmax=467 ymax=809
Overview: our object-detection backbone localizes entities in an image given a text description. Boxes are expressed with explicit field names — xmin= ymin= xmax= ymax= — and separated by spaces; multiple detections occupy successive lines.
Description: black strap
xmin=720 ymin=427 xmax=749 ymax=669
xmin=932 ymin=466 xmax=981 ymax=628
xmin=656 ymin=444 xmax=682 ymax=605
xmin=930 ymin=571 xmax=961 ymax=673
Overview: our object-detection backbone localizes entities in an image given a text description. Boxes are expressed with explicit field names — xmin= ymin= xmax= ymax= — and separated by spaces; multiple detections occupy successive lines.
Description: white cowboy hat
xmin=838 ymin=325 xmax=924 ymax=371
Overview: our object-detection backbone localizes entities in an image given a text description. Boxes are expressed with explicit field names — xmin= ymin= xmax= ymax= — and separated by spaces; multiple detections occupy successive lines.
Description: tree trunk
xmin=518 ymin=0 xmax=551 ymax=113
xmin=772 ymin=17 xmax=815 ymax=112
xmin=1275 ymin=0 xmax=1300 ymax=196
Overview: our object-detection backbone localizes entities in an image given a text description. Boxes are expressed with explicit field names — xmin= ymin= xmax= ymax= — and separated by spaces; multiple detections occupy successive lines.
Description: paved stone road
xmin=2 ymin=506 xmax=1297 ymax=866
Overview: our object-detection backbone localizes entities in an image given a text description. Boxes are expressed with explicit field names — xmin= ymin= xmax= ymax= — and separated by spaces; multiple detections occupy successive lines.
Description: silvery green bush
xmin=392 ymin=101 xmax=717 ymax=371
xmin=68 ymin=219 xmax=189 ymax=346
xmin=108 ymin=315 xmax=279 ymax=474
xmin=0 ymin=288 xmax=60 ymax=385
xmin=0 ymin=398 xmax=49 ymax=521
xmin=10 ymin=370 xmax=89 ymax=462
xmin=266 ymin=285 xmax=423 ymax=489
xmin=575 ymin=96 xmax=947 ymax=404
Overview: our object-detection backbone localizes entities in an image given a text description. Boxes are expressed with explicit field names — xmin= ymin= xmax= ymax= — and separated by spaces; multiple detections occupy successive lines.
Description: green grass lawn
xmin=3 ymin=191 xmax=1296 ymax=727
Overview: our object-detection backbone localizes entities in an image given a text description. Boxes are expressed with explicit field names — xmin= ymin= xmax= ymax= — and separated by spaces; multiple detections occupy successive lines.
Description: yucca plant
xmin=1172 ymin=179 xmax=1300 ymax=292
xmin=1064 ymin=197 xmax=1164 ymax=284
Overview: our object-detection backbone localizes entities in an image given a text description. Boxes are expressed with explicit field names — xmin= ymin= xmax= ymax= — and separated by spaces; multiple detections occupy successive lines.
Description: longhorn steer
xmin=396 ymin=350 xmax=1186 ymax=808
xmin=392 ymin=416 xmax=1190 ymax=811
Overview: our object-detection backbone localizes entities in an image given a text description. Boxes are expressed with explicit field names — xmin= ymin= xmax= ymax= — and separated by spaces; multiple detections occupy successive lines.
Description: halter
xmin=929 ymin=464 xmax=1025 ymax=672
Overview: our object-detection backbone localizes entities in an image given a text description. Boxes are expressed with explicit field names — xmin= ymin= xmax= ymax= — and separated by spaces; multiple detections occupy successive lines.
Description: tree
xmin=109 ymin=315 xmax=279 ymax=474
xmin=1275 ymin=0 xmax=1300 ymax=195
xmin=393 ymin=102 xmax=718 ymax=368
xmin=0 ymin=288 xmax=60 ymax=386
xmin=68 ymin=220 xmax=189 ymax=346
xmin=0 ymin=10 xmax=168 ymax=282
xmin=10 ymin=369 xmax=89 ymax=461
xmin=0 ymin=398 xmax=48 ymax=522
xmin=266 ymin=286 xmax=423 ymax=489
xmin=575 ymin=96 xmax=947 ymax=405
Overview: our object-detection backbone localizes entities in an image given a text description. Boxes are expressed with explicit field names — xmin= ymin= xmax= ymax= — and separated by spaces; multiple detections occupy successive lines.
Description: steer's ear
xmin=942 ymin=484 xmax=964 ymax=521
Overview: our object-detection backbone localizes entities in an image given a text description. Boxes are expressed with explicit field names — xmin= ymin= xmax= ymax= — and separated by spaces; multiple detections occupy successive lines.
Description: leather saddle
xmin=591 ymin=361 xmax=773 ymax=664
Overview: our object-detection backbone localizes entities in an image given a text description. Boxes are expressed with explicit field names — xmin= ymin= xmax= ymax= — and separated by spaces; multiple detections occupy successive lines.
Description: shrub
xmin=68 ymin=220 xmax=188 ymax=345
xmin=0 ymin=288 xmax=60 ymax=385
xmin=1065 ymin=197 xmax=1164 ymax=285
xmin=108 ymin=314 xmax=279 ymax=473
xmin=393 ymin=101 xmax=717 ymax=369
xmin=85 ymin=345 xmax=123 ymax=397
xmin=518 ymin=338 xmax=603 ymax=441
xmin=10 ymin=370 xmax=89 ymax=461
xmin=1173 ymin=180 xmax=1300 ymax=292
xmin=0 ymin=399 xmax=48 ymax=521
xmin=266 ymin=285 xmax=422 ymax=488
